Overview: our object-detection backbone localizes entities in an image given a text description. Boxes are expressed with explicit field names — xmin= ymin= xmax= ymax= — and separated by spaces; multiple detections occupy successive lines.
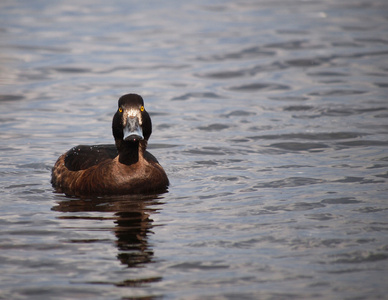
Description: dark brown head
xmin=112 ymin=94 xmax=152 ymax=144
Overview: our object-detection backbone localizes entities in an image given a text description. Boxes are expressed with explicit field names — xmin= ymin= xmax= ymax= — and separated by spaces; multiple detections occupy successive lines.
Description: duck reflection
xmin=52 ymin=194 xmax=163 ymax=268
xmin=115 ymin=210 xmax=153 ymax=267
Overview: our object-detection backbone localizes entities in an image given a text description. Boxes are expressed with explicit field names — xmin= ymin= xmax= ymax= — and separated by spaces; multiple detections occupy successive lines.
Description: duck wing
xmin=144 ymin=150 xmax=160 ymax=164
xmin=64 ymin=144 xmax=118 ymax=171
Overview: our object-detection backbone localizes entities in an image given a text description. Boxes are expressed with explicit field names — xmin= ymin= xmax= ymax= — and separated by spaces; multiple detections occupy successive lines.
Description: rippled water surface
xmin=1 ymin=0 xmax=388 ymax=299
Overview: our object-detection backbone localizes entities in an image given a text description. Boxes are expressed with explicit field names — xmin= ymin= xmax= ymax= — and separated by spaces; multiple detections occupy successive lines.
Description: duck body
xmin=51 ymin=94 xmax=169 ymax=196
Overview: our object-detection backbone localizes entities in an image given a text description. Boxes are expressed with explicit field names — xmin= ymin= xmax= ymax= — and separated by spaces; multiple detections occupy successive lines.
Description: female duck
xmin=51 ymin=94 xmax=169 ymax=196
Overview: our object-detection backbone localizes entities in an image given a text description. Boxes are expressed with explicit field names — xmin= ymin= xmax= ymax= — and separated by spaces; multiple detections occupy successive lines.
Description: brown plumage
xmin=51 ymin=94 xmax=169 ymax=196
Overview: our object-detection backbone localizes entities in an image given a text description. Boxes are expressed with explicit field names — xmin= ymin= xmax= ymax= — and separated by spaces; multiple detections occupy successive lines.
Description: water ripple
xmin=228 ymin=82 xmax=290 ymax=92
xmin=254 ymin=177 xmax=324 ymax=188
xmin=171 ymin=92 xmax=224 ymax=101
xmin=196 ymin=46 xmax=275 ymax=62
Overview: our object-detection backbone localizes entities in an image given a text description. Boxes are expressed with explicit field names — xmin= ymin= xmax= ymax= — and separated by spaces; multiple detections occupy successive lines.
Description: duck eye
xmin=140 ymin=106 xmax=144 ymax=112
xmin=118 ymin=107 xmax=123 ymax=113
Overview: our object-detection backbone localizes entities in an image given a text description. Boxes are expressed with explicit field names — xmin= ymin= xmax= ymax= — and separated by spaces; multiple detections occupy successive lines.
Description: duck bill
xmin=123 ymin=117 xmax=144 ymax=141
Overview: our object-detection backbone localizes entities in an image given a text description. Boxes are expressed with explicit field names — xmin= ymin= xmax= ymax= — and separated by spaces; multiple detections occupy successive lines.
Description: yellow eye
xmin=140 ymin=105 xmax=144 ymax=112
xmin=118 ymin=107 xmax=123 ymax=113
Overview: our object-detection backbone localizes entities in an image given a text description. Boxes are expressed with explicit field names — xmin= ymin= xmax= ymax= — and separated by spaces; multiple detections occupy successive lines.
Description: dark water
xmin=1 ymin=0 xmax=388 ymax=299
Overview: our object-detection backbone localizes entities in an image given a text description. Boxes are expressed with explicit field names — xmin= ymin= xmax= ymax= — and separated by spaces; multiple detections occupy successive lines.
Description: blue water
xmin=1 ymin=0 xmax=388 ymax=299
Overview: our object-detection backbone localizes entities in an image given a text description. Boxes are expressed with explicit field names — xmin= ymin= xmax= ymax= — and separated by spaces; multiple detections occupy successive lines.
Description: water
xmin=1 ymin=0 xmax=388 ymax=299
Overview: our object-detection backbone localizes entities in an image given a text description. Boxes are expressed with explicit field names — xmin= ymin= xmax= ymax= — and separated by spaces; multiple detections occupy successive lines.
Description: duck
xmin=51 ymin=93 xmax=169 ymax=196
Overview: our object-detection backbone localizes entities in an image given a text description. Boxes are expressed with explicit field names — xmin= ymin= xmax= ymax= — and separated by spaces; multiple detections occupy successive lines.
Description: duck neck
xmin=115 ymin=139 xmax=147 ymax=165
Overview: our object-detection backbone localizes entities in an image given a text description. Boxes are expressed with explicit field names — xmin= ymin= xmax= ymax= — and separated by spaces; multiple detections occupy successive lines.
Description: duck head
xmin=112 ymin=94 xmax=152 ymax=143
